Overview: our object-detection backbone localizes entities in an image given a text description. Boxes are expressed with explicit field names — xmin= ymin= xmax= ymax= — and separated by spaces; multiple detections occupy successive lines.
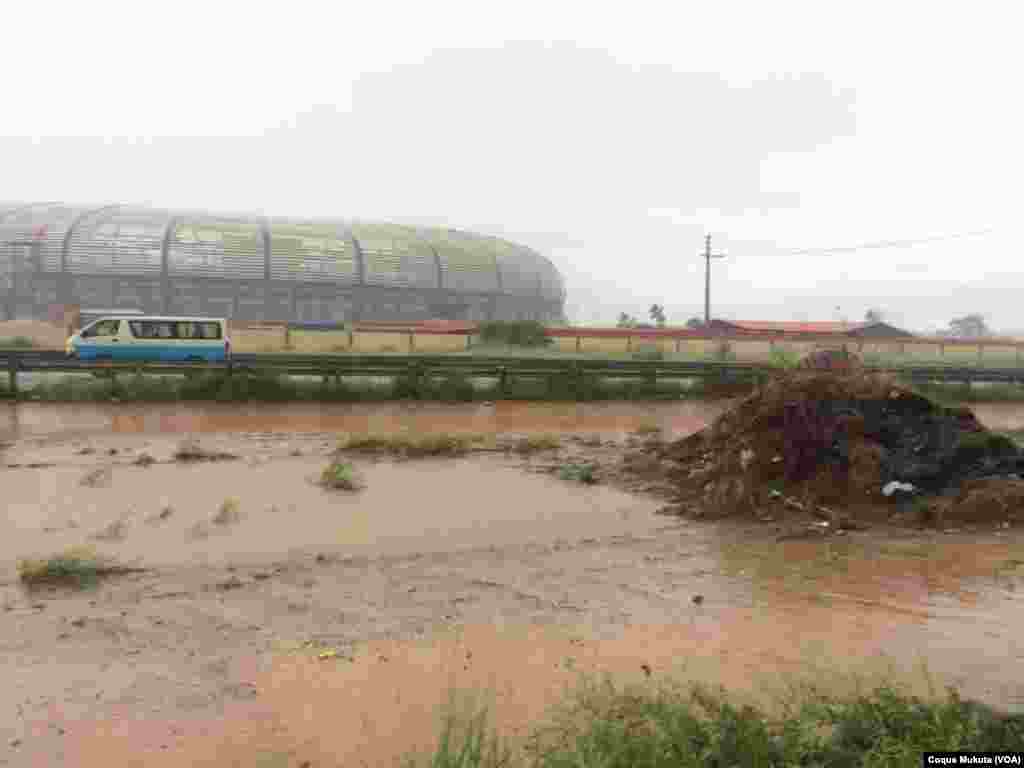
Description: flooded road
xmin=4 ymin=405 xmax=1024 ymax=765
xmin=1 ymin=448 xmax=665 ymax=577
xmin=4 ymin=399 xmax=1024 ymax=444
xmin=0 ymin=400 xmax=731 ymax=443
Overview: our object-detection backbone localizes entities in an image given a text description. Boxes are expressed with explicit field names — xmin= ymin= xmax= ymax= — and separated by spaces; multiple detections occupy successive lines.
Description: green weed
xmin=558 ymin=462 xmax=597 ymax=484
xmin=414 ymin=680 xmax=1024 ymax=768
xmin=17 ymin=546 xmax=121 ymax=589
xmin=319 ymin=460 xmax=363 ymax=491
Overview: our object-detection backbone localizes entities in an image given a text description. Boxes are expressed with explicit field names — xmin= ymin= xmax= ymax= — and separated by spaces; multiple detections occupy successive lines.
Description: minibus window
xmin=199 ymin=322 xmax=222 ymax=340
xmin=175 ymin=322 xmax=198 ymax=339
xmin=82 ymin=320 xmax=119 ymax=338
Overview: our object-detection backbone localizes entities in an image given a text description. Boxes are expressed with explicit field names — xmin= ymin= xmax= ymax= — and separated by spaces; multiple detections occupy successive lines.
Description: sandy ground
xmin=1 ymin=425 xmax=1024 ymax=765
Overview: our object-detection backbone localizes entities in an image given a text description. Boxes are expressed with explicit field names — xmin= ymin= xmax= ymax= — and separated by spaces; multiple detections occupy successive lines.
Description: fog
xmin=1 ymin=1 xmax=1020 ymax=332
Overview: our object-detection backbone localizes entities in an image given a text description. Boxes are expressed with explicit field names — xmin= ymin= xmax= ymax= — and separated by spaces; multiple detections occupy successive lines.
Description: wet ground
xmin=2 ymin=402 xmax=1024 ymax=766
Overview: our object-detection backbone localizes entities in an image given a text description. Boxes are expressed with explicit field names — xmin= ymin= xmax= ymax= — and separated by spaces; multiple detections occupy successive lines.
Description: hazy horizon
xmin=2 ymin=2 xmax=1019 ymax=333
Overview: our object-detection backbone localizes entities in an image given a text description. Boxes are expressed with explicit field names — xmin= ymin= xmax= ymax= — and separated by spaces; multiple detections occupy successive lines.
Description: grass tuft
xmin=319 ymin=460 xmax=364 ymax=491
xmin=17 ymin=546 xmax=130 ymax=589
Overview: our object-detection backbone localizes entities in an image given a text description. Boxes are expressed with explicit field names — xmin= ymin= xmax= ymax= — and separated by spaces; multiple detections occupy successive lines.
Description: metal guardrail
xmin=2 ymin=350 xmax=1024 ymax=397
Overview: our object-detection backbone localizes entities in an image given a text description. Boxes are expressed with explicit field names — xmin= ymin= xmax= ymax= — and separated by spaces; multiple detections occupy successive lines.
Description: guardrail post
xmin=626 ymin=334 xmax=633 ymax=353
xmin=7 ymin=355 xmax=17 ymax=397
xmin=408 ymin=332 xmax=415 ymax=353
xmin=498 ymin=366 xmax=507 ymax=399
xmin=284 ymin=325 xmax=292 ymax=350
xmin=348 ymin=329 xmax=354 ymax=349
xmin=575 ymin=335 xmax=581 ymax=353
xmin=465 ymin=334 xmax=472 ymax=351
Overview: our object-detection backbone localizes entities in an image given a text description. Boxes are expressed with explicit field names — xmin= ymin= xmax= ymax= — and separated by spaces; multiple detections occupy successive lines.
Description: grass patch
xmin=0 ymin=335 xmax=35 ymax=348
xmin=17 ymin=546 xmax=139 ymax=589
xmin=14 ymin=369 xmax=709 ymax=403
xmin=339 ymin=432 xmax=477 ymax=458
xmin=512 ymin=435 xmax=562 ymax=455
xmin=319 ymin=460 xmax=364 ymax=491
xmin=558 ymin=462 xmax=598 ymax=484
xmin=411 ymin=679 xmax=1024 ymax=767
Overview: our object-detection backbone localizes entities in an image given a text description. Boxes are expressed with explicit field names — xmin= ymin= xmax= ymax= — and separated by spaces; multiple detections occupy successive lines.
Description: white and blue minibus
xmin=66 ymin=316 xmax=231 ymax=362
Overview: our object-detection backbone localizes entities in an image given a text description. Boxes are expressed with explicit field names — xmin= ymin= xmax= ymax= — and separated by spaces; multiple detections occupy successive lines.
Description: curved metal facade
xmin=0 ymin=202 xmax=566 ymax=324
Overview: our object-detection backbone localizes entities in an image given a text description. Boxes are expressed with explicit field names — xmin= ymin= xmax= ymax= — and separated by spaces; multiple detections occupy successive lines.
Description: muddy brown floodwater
xmin=1 ymin=400 xmax=1024 ymax=766
xmin=0 ymin=399 xmax=731 ymax=443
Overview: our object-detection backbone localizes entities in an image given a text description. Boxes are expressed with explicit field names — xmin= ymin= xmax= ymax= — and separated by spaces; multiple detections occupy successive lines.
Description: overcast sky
xmin=2 ymin=1 xmax=1020 ymax=332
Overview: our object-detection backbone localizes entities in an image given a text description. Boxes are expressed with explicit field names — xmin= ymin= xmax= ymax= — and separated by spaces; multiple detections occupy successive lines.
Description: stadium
xmin=0 ymin=202 xmax=566 ymax=324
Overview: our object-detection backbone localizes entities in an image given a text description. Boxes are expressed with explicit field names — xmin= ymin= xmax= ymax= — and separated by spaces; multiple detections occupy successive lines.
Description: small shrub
xmin=319 ymin=460 xmax=363 ymax=491
xmin=17 ymin=546 xmax=121 ymax=589
xmin=478 ymin=320 xmax=551 ymax=348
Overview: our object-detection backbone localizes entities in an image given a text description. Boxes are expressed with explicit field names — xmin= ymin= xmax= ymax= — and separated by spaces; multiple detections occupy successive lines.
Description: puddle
xmin=0 ymin=456 xmax=666 ymax=576
xmin=0 ymin=400 xmax=731 ymax=443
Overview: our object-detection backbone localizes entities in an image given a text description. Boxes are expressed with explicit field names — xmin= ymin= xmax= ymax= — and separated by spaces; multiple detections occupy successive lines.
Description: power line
xmin=778 ymin=227 xmax=995 ymax=257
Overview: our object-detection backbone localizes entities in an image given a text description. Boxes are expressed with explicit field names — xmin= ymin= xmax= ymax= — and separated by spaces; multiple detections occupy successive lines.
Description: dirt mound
xmin=655 ymin=370 xmax=1024 ymax=525
xmin=925 ymin=478 xmax=1024 ymax=528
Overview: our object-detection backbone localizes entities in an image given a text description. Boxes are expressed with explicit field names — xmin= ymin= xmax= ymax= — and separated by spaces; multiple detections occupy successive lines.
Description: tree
xmin=685 ymin=317 xmax=704 ymax=330
xmin=948 ymin=313 xmax=990 ymax=338
xmin=648 ymin=304 xmax=666 ymax=327
xmin=864 ymin=308 xmax=885 ymax=324
xmin=617 ymin=312 xmax=639 ymax=329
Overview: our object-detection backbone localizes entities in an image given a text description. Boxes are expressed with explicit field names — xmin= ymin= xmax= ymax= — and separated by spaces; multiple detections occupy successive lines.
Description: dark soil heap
xmin=655 ymin=371 xmax=1024 ymax=524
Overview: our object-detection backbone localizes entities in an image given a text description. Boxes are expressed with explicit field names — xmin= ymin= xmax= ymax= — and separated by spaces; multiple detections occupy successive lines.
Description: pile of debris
xmin=653 ymin=370 xmax=1024 ymax=527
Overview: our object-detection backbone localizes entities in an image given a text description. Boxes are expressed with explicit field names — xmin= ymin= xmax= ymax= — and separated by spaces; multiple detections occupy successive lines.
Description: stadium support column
xmin=349 ymin=233 xmax=367 ymax=324
xmin=260 ymin=220 xmax=273 ymax=322
xmin=160 ymin=217 xmax=180 ymax=315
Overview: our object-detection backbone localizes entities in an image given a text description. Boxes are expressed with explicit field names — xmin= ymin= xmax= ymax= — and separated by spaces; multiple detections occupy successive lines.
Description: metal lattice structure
xmin=0 ymin=202 xmax=567 ymax=323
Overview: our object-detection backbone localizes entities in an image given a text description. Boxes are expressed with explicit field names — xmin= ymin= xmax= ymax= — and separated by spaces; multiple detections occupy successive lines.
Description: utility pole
xmin=703 ymin=234 xmax=726 ymax=326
